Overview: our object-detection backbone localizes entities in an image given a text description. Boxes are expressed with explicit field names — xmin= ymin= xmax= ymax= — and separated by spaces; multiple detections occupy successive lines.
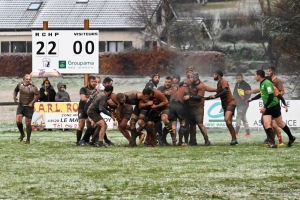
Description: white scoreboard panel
xmin=32 ymin=30 xmax=99 ymax=74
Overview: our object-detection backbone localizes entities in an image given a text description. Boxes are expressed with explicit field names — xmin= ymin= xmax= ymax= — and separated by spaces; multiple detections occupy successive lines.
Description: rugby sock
xmin=130 ymin=128 xmax=137 ymax=145
xmin=235 ymin=126 xmax=240 ymax=134
xmin=265 ymin=128 xmax=276 ymax=144
xmin=160 ymin=127 xmax=168 ymax=143
xmin=76 ymin=130 xmax=82 ymax=143
xmin=17 ymin=123 xmax=25 ymax=135
xmin=246 ymin=129 xmax=250 ymax=134
xmin=82 ymin=127 xmax=94 ymax=142
xmin=282 ymin=125 xmax=294 ymax=141
xmin=184 ymin=129 xmax=189 ymax=144
xmin=91 ymin=126 xmax=101 ymax=143
xmin=26 ymin=126 xmax=32 ymax=141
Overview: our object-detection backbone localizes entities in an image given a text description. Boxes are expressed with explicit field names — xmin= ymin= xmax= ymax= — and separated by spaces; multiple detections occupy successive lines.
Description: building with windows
xmin=0 ymin=0 xmax=169 ymax=54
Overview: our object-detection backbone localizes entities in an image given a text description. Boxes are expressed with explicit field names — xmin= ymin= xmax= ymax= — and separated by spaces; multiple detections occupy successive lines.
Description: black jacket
xmin=145 ymin=79 xmax=158 ymax=89
xmin=233 ymin=80 xmax=251 ymax=107
xmin=39 ymin=85 xmax=56 ymax=102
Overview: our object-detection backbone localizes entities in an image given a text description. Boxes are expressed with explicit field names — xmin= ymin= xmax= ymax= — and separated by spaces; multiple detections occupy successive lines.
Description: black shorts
xmin=223 ymin=105 xmax=236 ymax=116
xmin=16 ymin=104 xmax=34 ymax=119
xmin=87 ymin=111 xmax=103 ymax=123
xmin=132 ymin=105 xmax=150 ymax=120
xmin=169 ymin=101 xmax=188 ymax=121
xmin=264 ymin=103 xmax=281 ymax=118
xmin=237 ymin=105 xmax=249 ymax=116
xmin=78 ymin=108 xmax=88 ymax=119
xmin=147 ymin=107 xmax=170 ymax=123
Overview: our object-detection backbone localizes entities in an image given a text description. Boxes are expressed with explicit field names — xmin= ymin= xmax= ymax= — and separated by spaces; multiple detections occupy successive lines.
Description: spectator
xmin=55 ymin=82 xmax=71 ymax=102
xmin=39 ymin=80 xmax=56 ymax=102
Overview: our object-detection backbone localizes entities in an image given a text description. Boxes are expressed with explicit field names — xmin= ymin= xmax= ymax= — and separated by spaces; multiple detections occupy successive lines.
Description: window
xmin=99 ymin=41 xmax=106 ymax=52
xmin=156 ymin=6 xmax=162 ymax=24
xmin=26 ymin=41 xmax=32 ymax=53
xmin=11 ymin=42 xmax=26 ymax=53
xmin=76 ymin=0 xmax=89 ymax=3
xmin=145 ymin=41 xmax=151 ymax=49
xmin=107 ymin=41 xmax=124 ymax=52
xmin=27 ymin=2 xmax=42 ymax=10
xmin=124 ymin=41 xmax=133 ymax=49
xmin=1 ymin=42 xmax=9 ymax=53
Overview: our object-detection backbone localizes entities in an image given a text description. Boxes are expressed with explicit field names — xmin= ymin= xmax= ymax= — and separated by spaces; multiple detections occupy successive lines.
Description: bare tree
xmin=130 ymin=0 xmax=175 ymax=47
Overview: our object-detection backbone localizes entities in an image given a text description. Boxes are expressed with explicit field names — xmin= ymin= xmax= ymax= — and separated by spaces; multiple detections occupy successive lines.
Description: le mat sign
xmin=31 ymin=102 xmax=113 ymax=129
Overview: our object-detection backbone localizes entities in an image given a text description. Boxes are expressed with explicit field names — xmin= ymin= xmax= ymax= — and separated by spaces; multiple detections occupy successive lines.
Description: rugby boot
xmin=94 ymin=141 xmax=107 ymax=148
xmin=287 ymin=136 xmax=296 ymax=147
xmin=105 ymin=140 xmax=115 ymax=146
xmin=205 ymin=140 xmax=211 ymax=146
xmin=230 ymin=140 xmax=238 ymax=145
xmin=25 ymin=140 xmax=30 ymax=144
xmin=18 ymin=133 xmax=26 ymax=142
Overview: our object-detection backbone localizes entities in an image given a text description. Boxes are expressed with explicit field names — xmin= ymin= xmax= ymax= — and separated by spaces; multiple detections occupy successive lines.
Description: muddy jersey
xmin=84 ymin=89 xmax=100 ymax=112
xmin=78 ymin=86 xmax=94 ymax=110
xmin=152 ymin=90 xmax=169 ymax=111
xmin=217 ymin=78 xmax=236 ymax=108
xmin=124 ymin=90 xmax=141 ymax=105
xmin=188 ymin=81 xmax=206 ymax=108
xmin=170 ymin=85 xmax=188 ymax=104
xmin=87 ymin=92 xmax=108 ymax=113
xmin=14 ymin=82 xmax=39 ymax=105
xmin=272 ymin=77 xmax=284 ymax=93
xmin=157 ymin=85 xmax=172 ymax=101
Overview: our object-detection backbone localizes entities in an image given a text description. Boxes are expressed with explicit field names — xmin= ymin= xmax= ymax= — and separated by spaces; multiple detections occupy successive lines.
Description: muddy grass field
xmin=0 ymin=130 xmax=299 ymax=199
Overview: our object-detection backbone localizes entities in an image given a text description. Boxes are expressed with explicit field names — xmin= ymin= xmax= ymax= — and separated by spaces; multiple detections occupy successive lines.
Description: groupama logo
xmin=207 ymin=102 xmax=236 ymax=122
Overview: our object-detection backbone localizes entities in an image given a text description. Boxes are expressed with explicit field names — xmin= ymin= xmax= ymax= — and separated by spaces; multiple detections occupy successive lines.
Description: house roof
xmin=0 ymin=0 xmax=160 ymax=30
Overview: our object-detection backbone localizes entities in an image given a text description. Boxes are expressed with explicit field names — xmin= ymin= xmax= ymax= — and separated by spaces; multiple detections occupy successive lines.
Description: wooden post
xmin=43 ymin=21 xmax=48 ymax=30
xmin=43 ymin=21 xmax=49 ymax=82
xmin=84 ymin=19 xmax=90 ymax=86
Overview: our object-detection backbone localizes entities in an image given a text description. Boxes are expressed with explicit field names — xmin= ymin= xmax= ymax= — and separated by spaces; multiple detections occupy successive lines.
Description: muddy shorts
xmin=16 ymin=104 xmax=34 ymax=119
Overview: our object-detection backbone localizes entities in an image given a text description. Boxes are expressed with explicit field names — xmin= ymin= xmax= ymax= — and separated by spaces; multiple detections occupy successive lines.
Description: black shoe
xmin=287 ymin=136 xmax=296 ymax=147
xmin=267 ymin=143 xmax=277 ymax=148
xmin=105 ymin=140 xmax=115 ymax=146
xmin=205 ymin=140 xmax=211 ymax=146
xmin=18 ymin=134 xmax=26 ymax=142
xmin=79 ymin=140 xmax=88 ymax=146
xmin=230 ymin=140 xmax=238 ymax=145
xmin=75 ymin=142 xmax=80 ymax=146
xmin=94 ymin=141 xmax=107 ymax=148
xmin=189 ymin=141 xmax=198 ymax=146
xmin=161 ymin=141 xmax=170 ymax=146
xmin=263 ymin=138 xmax=269 ymax=144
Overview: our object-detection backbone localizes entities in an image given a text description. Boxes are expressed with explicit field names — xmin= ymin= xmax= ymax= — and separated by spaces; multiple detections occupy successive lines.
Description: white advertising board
xmin=32 ymin=30 xmax=99 ymax=74
xmin=204 ymin=100 xmax=299 ymax=128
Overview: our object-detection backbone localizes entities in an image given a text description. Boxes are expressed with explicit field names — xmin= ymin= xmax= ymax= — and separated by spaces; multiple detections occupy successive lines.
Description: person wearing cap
xmin=209 ymin=70 xmax=238 ymax=145
xmin=145 ymin=74 xmax=160 ymax=89
xmin=172 ymin=74 xmax=181 ymax=87
xmin=183 ymin=71 xmax=217 ymax=146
